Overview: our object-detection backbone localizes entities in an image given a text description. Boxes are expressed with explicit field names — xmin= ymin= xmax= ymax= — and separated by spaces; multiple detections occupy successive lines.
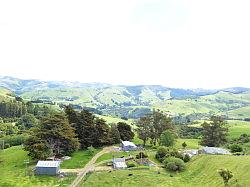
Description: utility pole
xmin=24 ymin=159 xmax=30 ymax=176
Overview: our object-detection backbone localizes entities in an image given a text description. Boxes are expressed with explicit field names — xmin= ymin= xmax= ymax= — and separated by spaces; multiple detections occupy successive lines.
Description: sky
xmin=0 ymin=0 xmax=249 ymax=89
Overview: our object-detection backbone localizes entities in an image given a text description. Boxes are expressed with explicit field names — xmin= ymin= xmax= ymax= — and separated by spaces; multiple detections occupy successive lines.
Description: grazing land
xmin=0 ymin=146 xmax=76 ymax=187
xmin=82 ymin=155 xmax=250 ymax=187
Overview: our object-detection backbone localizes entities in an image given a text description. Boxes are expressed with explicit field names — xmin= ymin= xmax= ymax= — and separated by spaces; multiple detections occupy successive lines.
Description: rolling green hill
xmin=1 ymin=76 xmax=250 ymax=119
xmin=82 ymin=155 xmax=250 ymax=187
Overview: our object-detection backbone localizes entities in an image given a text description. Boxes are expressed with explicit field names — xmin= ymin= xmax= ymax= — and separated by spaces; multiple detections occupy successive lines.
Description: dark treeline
xmin=0 ymin=99 xmax=55 ymax=120
xmin=24 ymin=105 xmax=134 ymax=159
xmin=0 ymin=101 xmax=27 ymax=118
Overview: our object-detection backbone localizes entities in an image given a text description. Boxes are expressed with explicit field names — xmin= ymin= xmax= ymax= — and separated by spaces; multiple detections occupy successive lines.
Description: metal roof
xmin=36 ymin=161 xmax=60 ymax=168
xmin=201 ymin=147 xmax=231 ymax=154
xmin=121 ymin=141 xmax=137 ymax=147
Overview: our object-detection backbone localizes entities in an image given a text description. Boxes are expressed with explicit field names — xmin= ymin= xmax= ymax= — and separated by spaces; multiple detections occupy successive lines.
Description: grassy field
xmin=189 ymin=120 xmax=250 ymax=140
xmin=82 ymin=155 xmax=250 ymax=187
xmin=227 ymin=120 xmax=250 ymax=139
xmin=95 ymin=115 xmax=133 ymax=125
xmin=61 ymin=148 xmax=101 ymax=169
xmin=0 ymin=146 xmax=75 ymax=187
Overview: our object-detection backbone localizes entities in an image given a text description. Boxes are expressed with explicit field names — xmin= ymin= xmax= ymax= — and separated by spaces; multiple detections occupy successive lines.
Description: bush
xmin=155 ymin=146 xmax=168 ymax=162
xmin=136 ymin=152 xmax=148 ymax=159
xmin=163 ymin=157 xmax=185 ymax=172
xmin=0 ymin=134 xmax=29 ymax=149
xmin=229 ymin=144 xmax=243 ymax=153
xmin=183 ymin=154 xmax=191 ymax=163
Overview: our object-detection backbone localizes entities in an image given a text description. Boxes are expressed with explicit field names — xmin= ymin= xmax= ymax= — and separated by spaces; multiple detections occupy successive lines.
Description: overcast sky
xmin=0 ymin=0 xmax=249 ymax=89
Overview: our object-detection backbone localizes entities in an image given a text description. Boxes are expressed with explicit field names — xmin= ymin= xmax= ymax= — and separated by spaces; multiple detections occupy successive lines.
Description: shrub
xmin=136 ymin=152 xmax=148 ymax=159
xmin=218 ymin=169 xmax=233 ymax=186
xmin=0 ymin=134 xmax=29 ymax=148
xmin=163 ymin=157 xmax=185 ymax=172
xmin=182 ymin=142 xmax=187 ymax=149
xmin=229 ymin=144 xmax=243 ymax=153
xmin=87 ymin=146 xmax=96 ymax=156
xmin=155 ymin=146 xmax=168 ymax=162
xmin=183 ymin=154 xmax=191 ymax=163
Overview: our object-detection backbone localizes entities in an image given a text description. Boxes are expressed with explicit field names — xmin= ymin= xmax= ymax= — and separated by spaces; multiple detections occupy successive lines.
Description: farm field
xmin=0 ymin=146 xmax=76 ymax=187
xmin=82 ymin=155 xmax=250 ymax=187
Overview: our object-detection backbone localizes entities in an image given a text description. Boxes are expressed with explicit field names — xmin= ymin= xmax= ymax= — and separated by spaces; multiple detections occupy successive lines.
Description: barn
xmin=35 ymin=161 xmax=60 ymax=175
xmin=121 ymin=141 xmax=137 ymax=151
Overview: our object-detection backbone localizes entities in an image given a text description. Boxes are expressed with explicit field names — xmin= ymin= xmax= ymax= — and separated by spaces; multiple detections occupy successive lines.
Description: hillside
xmin=82 ymin=155 xmax=250 ymax=187
xmin=1 ymin=76 xmax=250 ymax=119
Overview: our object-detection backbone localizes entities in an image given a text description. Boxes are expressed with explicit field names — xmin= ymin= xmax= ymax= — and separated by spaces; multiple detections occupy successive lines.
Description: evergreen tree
xmin=201 ymin=116 xmax=228 ymax=147
xmin=94 ymin=118 xmax=110 ymax=146
xmin=117 ymin=122 xmax=134 ymax=141
xmin=109 ymin=124 xmax=121 ymax=144
xmin=24 ymin=113 xmax=79 ymax=159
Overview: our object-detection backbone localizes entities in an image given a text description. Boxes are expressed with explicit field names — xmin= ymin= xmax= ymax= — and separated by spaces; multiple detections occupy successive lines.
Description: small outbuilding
xmin=199 ymin=147 xmax=231 ymax=155
xmin=35 ymin=161 xmax=60 ymax=175
xmin=183 ymin=149 xmax=199 ymax=157
xmin=121 ymin=141 xmax=137 ymax=151
xmin=113 ymin=158 xmax=127 ymax=169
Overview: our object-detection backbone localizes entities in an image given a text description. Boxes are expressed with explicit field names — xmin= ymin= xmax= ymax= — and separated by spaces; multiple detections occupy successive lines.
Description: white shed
xmin=35 ymin=161 xmax=60 ymax=175
xmin=113 ymin=158 xmax=127 ymax=169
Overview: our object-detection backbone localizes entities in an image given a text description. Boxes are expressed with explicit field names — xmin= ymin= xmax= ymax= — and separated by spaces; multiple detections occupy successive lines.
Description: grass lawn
xmin=227 ymin=120 xmax=250 ymax=139
xmin=0 ymin=146 xmax=76 ymax=187
xmin=60 ymin=148 xmax=101 ymax=169
xmin=82 ymin=155 xmax=250 ymax=187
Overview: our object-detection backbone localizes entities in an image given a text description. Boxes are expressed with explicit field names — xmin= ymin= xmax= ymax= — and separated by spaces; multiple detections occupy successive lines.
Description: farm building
xmin=199 ymin=147 xmax=231 ymax=155
xmin=121 ymin=141 xmax=137 ymax=151
xmin=113 ymin=158 xmax=127 ymax=169
xmin=35 ymin=161 xmax=60 ymax=175
xmin=183 ymin=149 xmax=199 ymax=157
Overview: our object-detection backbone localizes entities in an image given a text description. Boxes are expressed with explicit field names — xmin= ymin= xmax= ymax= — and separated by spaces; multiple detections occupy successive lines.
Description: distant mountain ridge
xmin=1 ymin=76 xmax=250 ymax=120
xmin=1 ymin=76 xmax=249 ymax=96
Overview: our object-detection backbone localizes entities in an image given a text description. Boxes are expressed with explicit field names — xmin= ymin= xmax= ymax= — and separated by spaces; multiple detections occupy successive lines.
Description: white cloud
xmin=0 ymin=0 xmax=249 ymax=88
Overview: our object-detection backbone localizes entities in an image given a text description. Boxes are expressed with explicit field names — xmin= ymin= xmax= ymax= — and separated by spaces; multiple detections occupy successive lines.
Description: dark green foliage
xmin=182 ymin=142 xmax=187 ymax=149
xmin=136 ymin=152 xmax=148 ymax=159
xmin=24 ymin=113 xmax=80 ymax=159
xmin=229 ymin=144 xmax=243 ymax=153
xmin=218 ymin=169 xmax=233 ymax=186
xmin=155 ymin=146 xmax=169 ymax=162
xmin=136 ymin=116 xmax=151 ymax=146
xmin=65 ymin=106 xmax=118 ymax=148
xmin=109 ymin=124 xmax=121 ymax=144
xmin=16 ymin=113 xmax=38 ymax=130
xmin=76 ymin=110 xmax=96 ymax=148
xmin=0 ymin=134 xmax=29 ymax=148
xmin=183 ymin=154 xmax=191 ymax=163
xmin=201 ymin=116 xmax=228 ymax=147
xmin=87 ymin=146 xmax=96 ymax=156
xmin=178 ymin=125 xmax=203 ymax=139
xmin=136 ymin=110 xmax=173 ymax=146
xmin=0 ymin=123 xmax=18 ymax=137
xmin=160 ymin=130 xmax=176 ymax=147
xmin=94 ymin=118 xmax=110 ymax=146
xmin=155 ymin=146 xmax=184 ymax=162
xmin=0 ymin=100 xmax=27 ymax=118
xmin=117 ymin=122 xmax=134 ymax=141
xmin=150 ymin=110 xmax=173 ymax=145
xmin=24 ymin=136 xmax=51 ymax=160
xmin=163 ymin=157 xmax=185 ymax=172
